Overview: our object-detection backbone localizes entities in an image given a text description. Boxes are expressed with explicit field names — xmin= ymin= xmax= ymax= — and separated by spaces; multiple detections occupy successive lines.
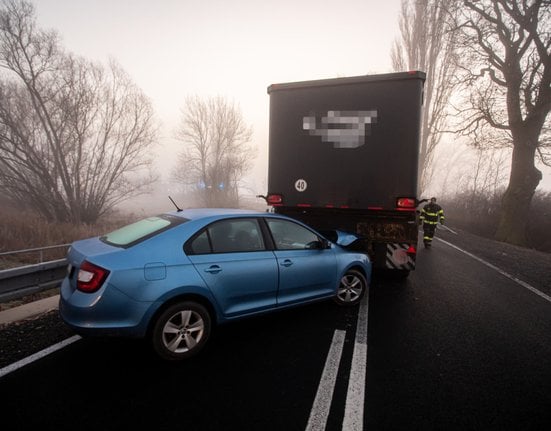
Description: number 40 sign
xmin=294 ymin=179 xmax=307 ymax=192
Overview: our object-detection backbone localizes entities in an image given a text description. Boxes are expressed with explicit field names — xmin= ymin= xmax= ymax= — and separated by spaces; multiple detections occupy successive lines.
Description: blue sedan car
xmin=60 ymin=208 xmax=371 ymax=361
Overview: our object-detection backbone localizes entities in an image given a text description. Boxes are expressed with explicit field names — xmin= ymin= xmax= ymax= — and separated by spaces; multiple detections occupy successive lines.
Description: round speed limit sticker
xmin=295 ymin=179 xmax=307 ymax=192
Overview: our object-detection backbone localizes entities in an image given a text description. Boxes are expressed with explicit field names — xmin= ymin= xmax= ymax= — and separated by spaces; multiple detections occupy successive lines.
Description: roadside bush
xmin=440 ymin=189 xmax=551 ymax=253
xmin=527 ymin=191 xmax=551 ymax=252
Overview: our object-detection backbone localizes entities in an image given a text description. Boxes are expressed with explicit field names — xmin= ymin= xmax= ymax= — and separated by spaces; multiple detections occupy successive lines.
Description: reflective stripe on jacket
xmin=420 ymin=203 xmax=444 ymax=224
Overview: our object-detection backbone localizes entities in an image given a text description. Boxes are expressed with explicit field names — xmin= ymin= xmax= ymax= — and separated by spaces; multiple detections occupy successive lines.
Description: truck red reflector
xmin=267 ymin=194 xmax=283 ymax=205
xmin=396 ymin=197 xmax=416 ymax=208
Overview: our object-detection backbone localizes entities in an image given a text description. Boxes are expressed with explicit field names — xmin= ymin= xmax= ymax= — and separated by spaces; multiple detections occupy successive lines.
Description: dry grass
xmin=0 ymin=208 xmax=134 ymax=265
xmin=0 ymin=208 xmax=138 ymax=309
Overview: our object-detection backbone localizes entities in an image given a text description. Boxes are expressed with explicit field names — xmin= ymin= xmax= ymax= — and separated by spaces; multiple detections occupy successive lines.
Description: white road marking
xmin=306 ymin=329 xmax=346 ymax=431
xmin=437 ymin=238 xmax=551 ymax=304
xmin=0 ymin=335 xmax=81 ymax=379
xmin=439 ymin=224 xmax=457 ymax=234
xmin=342 ymin=288 xmax=369 ymax=431
xmin=307 ymin=284 xmax=370 ymax=431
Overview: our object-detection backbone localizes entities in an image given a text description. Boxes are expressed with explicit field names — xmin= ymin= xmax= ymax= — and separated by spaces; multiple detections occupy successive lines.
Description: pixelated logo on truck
xmin=302 ymin=110 xmax=378 ymax=149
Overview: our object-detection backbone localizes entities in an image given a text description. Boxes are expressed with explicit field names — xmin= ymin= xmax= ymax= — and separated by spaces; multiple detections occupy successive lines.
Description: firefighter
xmin=419 ymin=197 xmax=445 ymax=248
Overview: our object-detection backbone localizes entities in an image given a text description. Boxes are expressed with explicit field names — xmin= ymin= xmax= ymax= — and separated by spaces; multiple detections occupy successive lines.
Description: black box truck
xmin=262 ymin=71 xmax=426 ymax=277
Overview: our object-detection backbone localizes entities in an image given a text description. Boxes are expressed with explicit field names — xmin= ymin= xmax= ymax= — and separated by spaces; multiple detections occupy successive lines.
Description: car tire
xmin=334 ymin=268 xmax=367 ymax=306
xmin=151 ymin=301 xmax=211 ymax=361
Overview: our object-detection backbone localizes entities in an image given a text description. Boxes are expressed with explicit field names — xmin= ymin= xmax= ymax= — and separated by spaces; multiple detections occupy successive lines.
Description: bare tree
xmin=452 ymin=0 xmax=551 ymax=246
xmin=173 ymin=95 xmax=254 ymax=207
xmin=0 ymin=0 xmax=158 ymax=224
xmin=391 ymin=0 xmax=459 ymax=195
xmin=462 ymin=147 xmax=510 ymax=200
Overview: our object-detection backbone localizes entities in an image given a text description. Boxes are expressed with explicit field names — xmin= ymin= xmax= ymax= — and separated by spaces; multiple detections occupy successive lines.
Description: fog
xmin=30 ymin=0 xmax=550 ymax=215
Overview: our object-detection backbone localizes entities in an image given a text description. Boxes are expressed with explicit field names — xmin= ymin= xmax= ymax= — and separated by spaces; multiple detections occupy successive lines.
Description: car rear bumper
xmin=59 ymin=277 xmax=152 ymax=337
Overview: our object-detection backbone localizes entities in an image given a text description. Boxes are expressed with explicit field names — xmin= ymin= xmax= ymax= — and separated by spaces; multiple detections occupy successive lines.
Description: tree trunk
xmin=495 ymin=140 xmax=541 ymax=246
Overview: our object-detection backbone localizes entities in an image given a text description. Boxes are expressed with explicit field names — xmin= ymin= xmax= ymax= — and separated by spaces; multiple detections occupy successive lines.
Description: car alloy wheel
xmin=334 ymin=269 xmax=367 ymax=306
xmin=151 ymin=301 xmax=211 ymax=361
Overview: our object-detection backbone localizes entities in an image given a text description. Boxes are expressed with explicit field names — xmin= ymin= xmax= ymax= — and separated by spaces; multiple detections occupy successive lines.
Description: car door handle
xmin=280 ymin=259 xmax=293 ymax=267
xmin=204 ymin=265 xmax=222 ymax=274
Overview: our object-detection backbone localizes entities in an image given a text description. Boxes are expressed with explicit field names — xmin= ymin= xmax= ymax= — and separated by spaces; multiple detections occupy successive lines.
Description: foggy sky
xmin=30 ymin=0 xmax=551 ymax=200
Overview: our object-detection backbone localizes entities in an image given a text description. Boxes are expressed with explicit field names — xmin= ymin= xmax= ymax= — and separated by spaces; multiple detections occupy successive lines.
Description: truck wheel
xmin=334 ymin=269 xmax=367 ymax=306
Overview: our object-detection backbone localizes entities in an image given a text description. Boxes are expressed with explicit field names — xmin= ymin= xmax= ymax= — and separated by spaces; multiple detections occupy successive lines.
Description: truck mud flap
xmin=385 ymin=243 xmax=415 ymax=270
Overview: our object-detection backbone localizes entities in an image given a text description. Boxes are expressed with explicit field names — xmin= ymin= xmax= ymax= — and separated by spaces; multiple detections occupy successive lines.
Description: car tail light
xmin=77 ymin=261 xmax=110 ymax=293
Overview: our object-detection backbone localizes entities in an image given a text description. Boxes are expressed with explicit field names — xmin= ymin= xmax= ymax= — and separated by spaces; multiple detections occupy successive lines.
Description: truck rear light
xmin=396 ymin=197 xmax=416 ymax=209
xmin=77 ymin=261 xmax=110 ymax=293
xmin=406 ymin=245 xmax=417 ymax=255
xmin=267 ymin=193 xmax=283 ymax=205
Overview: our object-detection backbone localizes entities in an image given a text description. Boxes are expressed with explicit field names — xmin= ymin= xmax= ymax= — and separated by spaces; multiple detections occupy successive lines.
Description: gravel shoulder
xmin=0 ymin=310 xmax=75 ymax=369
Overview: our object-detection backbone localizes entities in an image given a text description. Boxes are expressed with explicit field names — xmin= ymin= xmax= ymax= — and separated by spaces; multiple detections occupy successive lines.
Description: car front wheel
xmin=151 ymin=301 xmax=211 ymax=361
xmin=334 ymin=269 xmax=367 ymax=306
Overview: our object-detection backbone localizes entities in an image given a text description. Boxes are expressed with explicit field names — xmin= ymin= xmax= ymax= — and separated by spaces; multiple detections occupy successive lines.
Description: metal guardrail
xmin=0 ymin=245 xmax=70 ymax=303
xmin=0 ymin=244 xmax=70 ymax=263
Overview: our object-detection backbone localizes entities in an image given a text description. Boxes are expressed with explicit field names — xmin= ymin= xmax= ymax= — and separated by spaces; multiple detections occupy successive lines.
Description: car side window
xmin=207 ymin=221 xmax=234 ymax=253
xmin=189 ymin=231 xmax=211 ymax=254
xmin=211 ymin=219 xmax=264 ymax=253
xmin=187 ymin=219 xmax=265 ymax=254
xmin=230 ymin=219 xmax=264 ymax=252
xmin=266 ymin=219 xmax=320 ymax=250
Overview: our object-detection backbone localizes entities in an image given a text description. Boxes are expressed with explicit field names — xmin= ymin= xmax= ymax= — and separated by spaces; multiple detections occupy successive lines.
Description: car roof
xmin=166 ymin=208 xmax=269 ymax=221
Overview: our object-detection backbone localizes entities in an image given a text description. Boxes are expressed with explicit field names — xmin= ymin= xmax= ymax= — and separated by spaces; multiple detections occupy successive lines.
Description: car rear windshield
xmin=100 ymin=214 xmax=187 ymax=248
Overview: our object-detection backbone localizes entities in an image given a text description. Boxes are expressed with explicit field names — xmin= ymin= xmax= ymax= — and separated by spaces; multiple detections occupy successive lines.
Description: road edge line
xmin=437 ymin=237 xmax=551 ymax=304
xmin=0 ymin=335 xmax=81 ymax=379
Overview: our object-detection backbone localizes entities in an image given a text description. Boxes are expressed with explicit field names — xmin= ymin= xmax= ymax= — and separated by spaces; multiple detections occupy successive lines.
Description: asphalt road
xmin=366 ymin=238 xmax=551 ymax=430
xmin=0 ymin=229 xmax=550 ymax=430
